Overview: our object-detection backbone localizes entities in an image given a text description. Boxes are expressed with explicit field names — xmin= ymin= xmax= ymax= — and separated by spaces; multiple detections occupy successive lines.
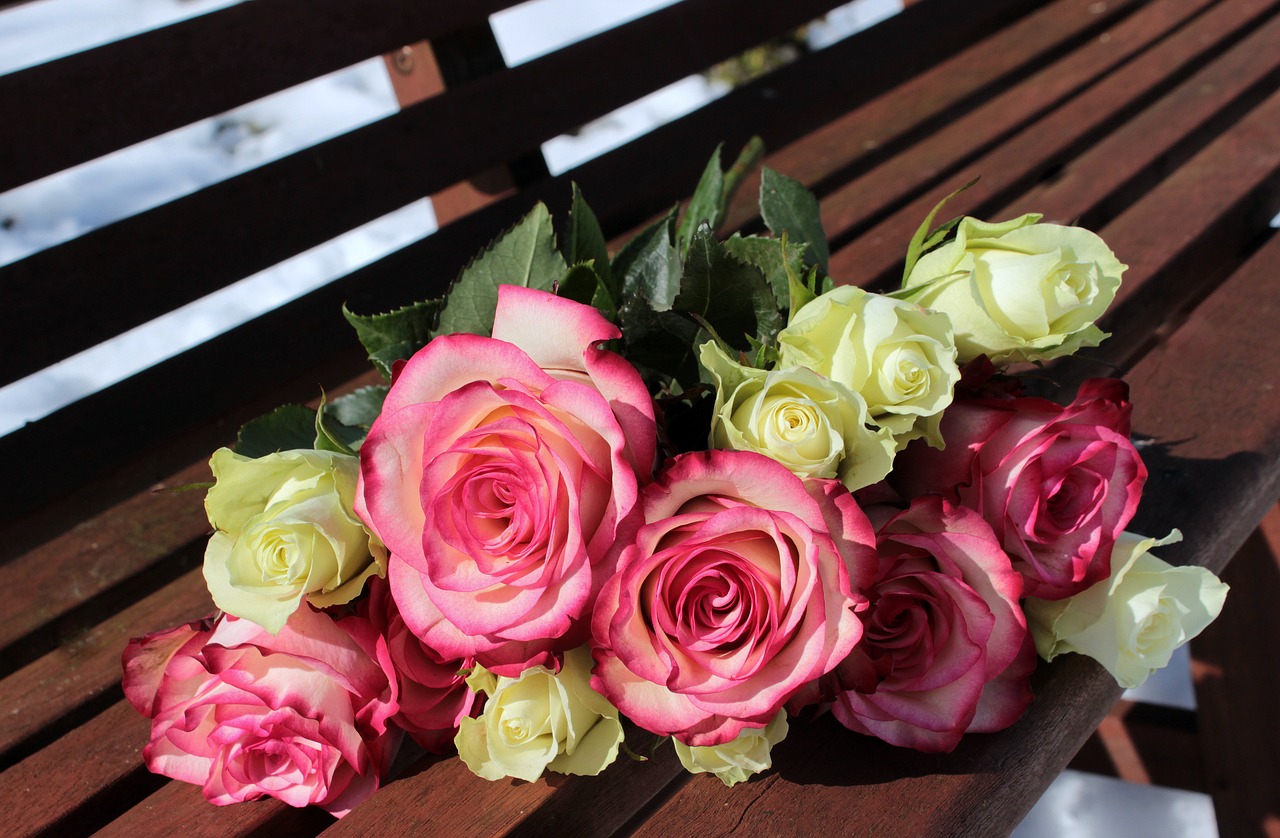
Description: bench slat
xmin=0 ymin=0 xmax=1047 ymax=520
xmin=0 ymin=0 xmax=517 ymax=192
xmin=824 ymin=0 xmax=1277 ymax=282
xmin=0 ymin=0 xmax=857 ymax=388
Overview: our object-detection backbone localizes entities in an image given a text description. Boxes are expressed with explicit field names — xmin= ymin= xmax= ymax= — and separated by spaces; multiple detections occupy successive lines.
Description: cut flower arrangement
xmin=122 ymin=144 xmax=1229 ymax=814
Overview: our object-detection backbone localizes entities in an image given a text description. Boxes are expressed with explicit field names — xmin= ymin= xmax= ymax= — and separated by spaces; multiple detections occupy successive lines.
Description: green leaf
xmin=567 ymin=184 xmax=614 ymax=296
xmin=676 ymin=144 xmax=725 ymax=256
xmin=759 ymin=167 xmax=829 ymax=273
xmin=722 ymin=234 xmax=807 ymax=311
xmin=721 ymin=136 xmax=765 ymax=214
xmin=612 ymin=206 xmax=681 ymax=311
xmin=314 ymin=391 xmax=362 ymax=455
xmin=674 ymin=138 xmax=766 ymax=258
xmin=557 ymin=261 xmax=616 ymax=321
xmin=901 ymin=177 xmax=979 ymax=285
xmin=619 ymin=294 xmax=709 ymax=389
xmin=234 ymin=405 xmax=317 ymax=458
xmin=325 ymin=386 xmax=388 ymax=430
xmin=675 ymin=229 xmax=783 ymax=352
xmin=343 ymin=299 xmax=441 ymax=380
xmin=435 ymin=202 xmax=568 ymax=338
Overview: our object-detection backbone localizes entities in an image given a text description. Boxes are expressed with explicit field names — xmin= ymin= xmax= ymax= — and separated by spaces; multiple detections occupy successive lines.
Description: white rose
xmin=903 ymin=214 xmax=1125 ymax=364
xmin=673 ymin=710 xmax=788 ymax=787
xmin=777 ymin=285 xmax=959 ymax=448
xmin=456 ymin=646 xmax=623 ymax=782
xmin=700 ymin=342 xmax=895 ymax=491
xmin=203 ymin=447 xmax=385 ymax=633
xmin=1025 ymin=530 xmax=1228 ymax=689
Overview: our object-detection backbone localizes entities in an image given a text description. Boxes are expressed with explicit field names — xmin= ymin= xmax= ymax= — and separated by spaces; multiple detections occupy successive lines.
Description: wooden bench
xmin=2 ymin=0 xmax=1279 ymax=834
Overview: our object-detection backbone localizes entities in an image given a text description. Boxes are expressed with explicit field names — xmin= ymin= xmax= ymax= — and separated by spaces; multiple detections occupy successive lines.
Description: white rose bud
xmin=903 ymin=214 xmax=1125 ymax=364
xmin=673 ymin=710 xmax=789 ymax=787
xmin=456 ymin=646 xmax=623 ymax=782
xmin=203 ymin=447 xmax=385 ymax=633
xmin=1025 ymin=530 xmax=1229 ymax=689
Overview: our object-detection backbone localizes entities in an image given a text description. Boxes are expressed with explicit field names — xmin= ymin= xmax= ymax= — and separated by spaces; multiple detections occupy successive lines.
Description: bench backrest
xmin=0 ymin=0 xmax=1044 ymax=525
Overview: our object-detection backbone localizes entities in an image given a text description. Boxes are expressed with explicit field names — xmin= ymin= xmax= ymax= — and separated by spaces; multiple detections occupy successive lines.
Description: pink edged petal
xmin=122 ymin=616 xmax=215 ymax=717
xmin=381 ymin=333 xmax=555 ymax=413
xmin=356 ymin=403 xmax=432 ymax=565
xmin=966 ymin=629 xmax=1036 ymax=733
xmin=492 ymin=285 xmax=622 ymax=371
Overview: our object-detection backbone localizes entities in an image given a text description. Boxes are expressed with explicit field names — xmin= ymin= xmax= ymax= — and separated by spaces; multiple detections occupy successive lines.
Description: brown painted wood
xmin=823 ymin=0 xmax=1272 ymax=284
xmin=0 ymin=0 xmax=853 ymax=388
xmin=0 ymin=0 xmax=1047 ymax=521
xmin=0 ymin=568 xmax=211 ymax=760
xmin=0 ymin=701 xmax=154 ymax=837
xmin=1192 ymin=515 xmax=1280 ymax=838
xmin=0 ymin=0 xmax=518 ymax=192
xmin=714 ymin=0 xmax=1150 ymax=237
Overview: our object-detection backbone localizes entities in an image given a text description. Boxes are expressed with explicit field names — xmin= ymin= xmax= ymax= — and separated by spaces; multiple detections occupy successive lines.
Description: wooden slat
xmin=716 ymin=0 xmax=1151 ymax=235
xmin=0 ymin=459 xmax=209 ymax=649
xmin=823 ymin=0 xmax=1276 ymax=282
xmin=0 ymin=0 xmax=856 ymax=388
xmin=0 ymin=0 xmax=1048 ymax=521
xmin=0 ymin=701 xmax=155 ymax=837
xmin=324 ymin=729 xmax=684 ymax=836
xmin=0 ymin=0 xmax=516 ymax=192
xmin=0 ymin=568 xmax=210 ymax=761
xmin=1190 ymin=509 xmax=1280 ymax=838
xmin=98 ymin=777 xmax=333 ymax=838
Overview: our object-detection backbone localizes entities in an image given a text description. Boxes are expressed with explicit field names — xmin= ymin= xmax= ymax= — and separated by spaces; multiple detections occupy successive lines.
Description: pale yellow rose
xmin=456 ymin=646 xmax=623 ymax=782
xmin=777 ymin=285 xmax=959 ymax=448
xmin=700 ymin=342 xmax=895 ymax=491
xmin=202 ymin=447 xmax=384 ymax=633
xmin=903 ymin=214 xmax=1125 ymax=364
xmin=673 ymin=710 xmax=788 ymax=787
xmin=1025 ymin=531 xmax=1228 ymax=689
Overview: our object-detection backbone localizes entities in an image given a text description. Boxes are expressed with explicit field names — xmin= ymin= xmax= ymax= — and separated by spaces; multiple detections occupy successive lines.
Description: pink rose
xmin=362 ymin=575 xmax=478 ymax=752
xmin=791 ymin=497 xmax=1032 ymax=752
xmin=891 ymin=379 xmax=1146 ymax=599
xmin=357 ymin=286 xmax=657 ymax=675
xmin=122 ymin=606 xmax=400 ymax=817
xmin=591 ymin=450 xmax=876 ymax=746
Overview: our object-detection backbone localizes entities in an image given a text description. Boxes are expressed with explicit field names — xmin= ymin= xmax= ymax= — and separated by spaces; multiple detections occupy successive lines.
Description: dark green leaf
xmin=567 ymin=183 xmax=614 ymax=296
xmin=435 ymin=202 xmax=568 ymax=338
xmin=314 ymin=392 xmax=362 ymax=455
xmin=619 ymin=294 xmax=708 ymax=390
xmin=722 ymin=234 xmax=807 ymax=311
xmin=721 ymin=136 xmax=765 ymax=212
xmin=675 ymin=229 xmax=783 ymax=352
xmin=325 ymin=386 xmax=388 ymax=430
xmin=759 ymin=167 xmax=829 ymax=272
xmin=557 ymin=261 xmax=619 ymax=322
xmin=234 ymin=405 xmax=317 ymax=458
xmin=612 ymin=206 xmax=681 ymax=311
xmin=343 ymin=299 xmax=440 ymax=379
xmin=676 ymin=144 xmax=725 ymax=255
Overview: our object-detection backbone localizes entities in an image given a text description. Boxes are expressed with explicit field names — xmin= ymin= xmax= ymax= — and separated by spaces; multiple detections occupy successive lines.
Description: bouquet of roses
xmin=122 ymin=143 xmax=1228 ymax=813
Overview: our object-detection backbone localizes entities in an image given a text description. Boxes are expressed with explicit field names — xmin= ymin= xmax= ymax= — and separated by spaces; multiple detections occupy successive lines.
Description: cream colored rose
xmin=456 ymin=645 xmax=623 ymax=782
xmin=1025 ymin=531 xmax=1228 ymax=689
xmin=673 ymin=710 xmax=788 ymax=787
xmin=202 ymin=447 xmax=384 ymax=633
xmin=700 ymin=342 xmax=895 ymax=491
xmin=903 ymin=214 xmax=1125 ymax=364
xmin=777 ymin=285 xmax=959 ymax=448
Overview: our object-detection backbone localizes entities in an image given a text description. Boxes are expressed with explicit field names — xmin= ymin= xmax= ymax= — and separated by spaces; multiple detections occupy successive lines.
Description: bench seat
xmin=1 ymin=0 xmax=1278 ymax=834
